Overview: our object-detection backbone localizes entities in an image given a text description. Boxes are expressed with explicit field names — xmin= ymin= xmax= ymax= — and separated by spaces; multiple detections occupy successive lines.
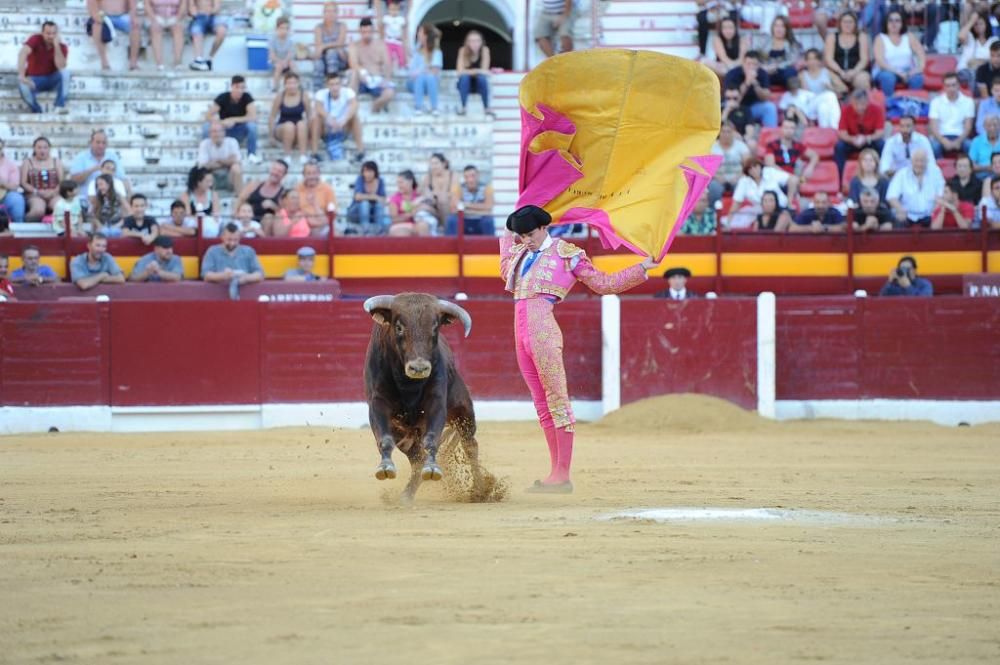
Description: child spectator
xmin=89 ymin=173 xmax=130 ymax=236
xmin=284 ymin=246 xmax=323 ymax=281
xmin=931 ymin=182 xmax=974 ymax=230
xmin=159 ymin=199 xmax=197 ymax=237
xmin=269 ymin=16 xmax=295 ymax=92
xmin=234 ymin=202 xmax=264 ymax=237
xmin=121 ymin=193 xmax=160 ymax=245
xmin=52 ymin=180 xmax=85 ymax=236
xmin=381 ymin=0 xmax=406 ymax=70
xmin=85 ymin=159 xmax=129 ymax=201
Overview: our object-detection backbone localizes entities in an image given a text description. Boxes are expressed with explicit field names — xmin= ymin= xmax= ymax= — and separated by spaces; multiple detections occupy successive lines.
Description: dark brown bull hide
xmin=363 ymin=293 xmax=482 ymax=501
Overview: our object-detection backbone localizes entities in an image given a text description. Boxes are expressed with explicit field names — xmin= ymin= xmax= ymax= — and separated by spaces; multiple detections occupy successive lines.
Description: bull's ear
xmin=370 ymin=309 xmax=392 ymax=328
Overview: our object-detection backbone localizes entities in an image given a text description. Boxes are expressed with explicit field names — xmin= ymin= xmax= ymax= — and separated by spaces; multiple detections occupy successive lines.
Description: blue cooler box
xmin=247 ymin=35 xmax=269 ymax=71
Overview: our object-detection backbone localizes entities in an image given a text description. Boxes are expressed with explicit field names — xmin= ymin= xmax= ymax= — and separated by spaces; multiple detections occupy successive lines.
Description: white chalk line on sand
xmin=598 ymin=507 xmax=921 ymax=526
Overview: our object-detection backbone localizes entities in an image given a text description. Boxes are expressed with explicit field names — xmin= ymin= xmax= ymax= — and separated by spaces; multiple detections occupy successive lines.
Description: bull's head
xmin=363 ymin=293 xmax=473 ymax=380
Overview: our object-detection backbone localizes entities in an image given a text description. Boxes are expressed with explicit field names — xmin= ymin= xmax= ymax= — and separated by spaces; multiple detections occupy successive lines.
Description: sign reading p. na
xmin=963 ymin=274 xmax=1000 ymax=297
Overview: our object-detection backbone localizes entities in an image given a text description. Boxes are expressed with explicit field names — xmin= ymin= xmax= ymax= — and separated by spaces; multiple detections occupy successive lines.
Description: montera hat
xmin=506 ymin=205 xmax=552 ymax=234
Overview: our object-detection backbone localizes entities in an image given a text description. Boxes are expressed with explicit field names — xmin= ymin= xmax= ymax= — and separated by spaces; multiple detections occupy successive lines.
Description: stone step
xmin=601 ymin=15 xmax=697 ymax=31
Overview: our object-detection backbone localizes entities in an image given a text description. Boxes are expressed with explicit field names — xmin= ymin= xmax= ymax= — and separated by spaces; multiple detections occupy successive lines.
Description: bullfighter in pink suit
xmin=501 ymin=205 xmax=655 ymax=494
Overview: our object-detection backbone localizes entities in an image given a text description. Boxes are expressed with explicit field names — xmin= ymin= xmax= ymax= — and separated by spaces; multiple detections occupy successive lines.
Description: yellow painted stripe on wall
xmin=614 ymin=253 xmax=719 ymax=277
xmin=334 ymin=254 xmax=458 ymax=278
xmin=463 ymin=254 xmax=502 ymax=278
xmin=853 ymin=251 xmax=984 ymax=277
xmin=722 ymin=253 xmax=847 ymax=277
xmin=989 ymin=251 xmax=1000 ymax=272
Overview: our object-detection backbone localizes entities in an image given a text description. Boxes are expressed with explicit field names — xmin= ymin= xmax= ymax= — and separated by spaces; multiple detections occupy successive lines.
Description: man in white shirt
xmin=197 ymin=121 xmax=243 ymax=191
xmin=879 ymin=115 xmax=934 ymax=178
xmin=310 ymin=73 xmax=364 ymax=162
xmin=709 ymin=120 xmax=751 ymax=203
xmin=886 ymin=149 xmax=945 ymax=228
xmin=928 ymin=73 xmax=974 ymax=159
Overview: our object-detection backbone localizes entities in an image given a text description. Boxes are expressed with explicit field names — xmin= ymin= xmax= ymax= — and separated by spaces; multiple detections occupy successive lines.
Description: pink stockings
xmin=515 ymin=298 xmax=575 ymax=484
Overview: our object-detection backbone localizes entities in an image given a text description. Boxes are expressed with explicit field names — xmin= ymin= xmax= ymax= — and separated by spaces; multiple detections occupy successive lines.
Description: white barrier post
xmin=756 ymin=291 xmax=776 ymax=419
xmin=601 ymin=294 xmax=621 ymax=416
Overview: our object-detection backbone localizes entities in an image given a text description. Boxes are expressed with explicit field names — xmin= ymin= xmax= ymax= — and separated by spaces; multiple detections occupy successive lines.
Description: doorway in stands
xmin=411 ymin=0 xmax=514 ymax=70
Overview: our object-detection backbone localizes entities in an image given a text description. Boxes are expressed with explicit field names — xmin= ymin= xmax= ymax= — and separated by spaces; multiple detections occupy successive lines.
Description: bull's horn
xmin=363 ymin=295 xmax=395 ymax=313
xmin=438 ymin=299 xmax=473 ymax=338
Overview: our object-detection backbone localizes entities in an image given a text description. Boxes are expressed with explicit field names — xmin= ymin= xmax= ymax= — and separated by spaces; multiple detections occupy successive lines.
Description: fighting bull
xmin=363 ymin=293 xmax=482 ymax=501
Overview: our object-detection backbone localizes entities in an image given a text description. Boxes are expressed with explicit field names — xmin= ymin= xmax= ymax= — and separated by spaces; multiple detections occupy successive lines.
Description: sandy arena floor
xmin=1 ymin=395 xmax=998 ymax=664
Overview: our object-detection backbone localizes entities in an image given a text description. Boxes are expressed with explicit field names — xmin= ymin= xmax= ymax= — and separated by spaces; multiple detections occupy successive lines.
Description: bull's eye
xmin=395 ymin=322 xmax=405 ymax=336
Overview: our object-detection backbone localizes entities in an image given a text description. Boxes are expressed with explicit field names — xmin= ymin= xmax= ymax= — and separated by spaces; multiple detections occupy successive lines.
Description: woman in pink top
xmin=271 ymin=189 xmax=311 ymax=237
xmin=388 ymin=170 xmax=432 ymax=236
xmin=500 ymin=205 xmax=655 ymax=494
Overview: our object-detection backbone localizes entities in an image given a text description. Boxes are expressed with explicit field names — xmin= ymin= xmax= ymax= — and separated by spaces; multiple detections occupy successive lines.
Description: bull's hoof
xmin=375 ymin=461 xmax=397 ymax=480
xmin=420 ymin=464 xmax=443 ymax=481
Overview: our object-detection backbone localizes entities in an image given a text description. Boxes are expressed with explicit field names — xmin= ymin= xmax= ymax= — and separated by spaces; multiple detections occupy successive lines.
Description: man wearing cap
xmin=129 ymin=236 xmax=183 ymax=282
xmin=284 ymin=246 xmax=323 ymax=281
xmin=501 ymin=204 xmax=656 ymax=494
xmin=655 ymin=267 xmax=697 ymax=300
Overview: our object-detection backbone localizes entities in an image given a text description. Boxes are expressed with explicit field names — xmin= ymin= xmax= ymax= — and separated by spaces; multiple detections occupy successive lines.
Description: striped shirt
xmin=542 ymin=0 xmax=569 ymax=14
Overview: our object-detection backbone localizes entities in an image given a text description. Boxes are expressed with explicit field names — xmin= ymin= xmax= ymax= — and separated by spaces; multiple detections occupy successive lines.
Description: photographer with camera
xmin=879 ymin=255 xmax=933 ymax=296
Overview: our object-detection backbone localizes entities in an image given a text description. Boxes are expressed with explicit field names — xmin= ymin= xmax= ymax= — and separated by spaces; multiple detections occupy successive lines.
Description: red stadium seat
xmin=841 ymin=160 xmax=858 ymax=196
xmin=937 ymin=159 xmax=956 ymax=180
xmin=926 ymin=55 xmax=958 ymax=91
xmin=784 ymin=0 xmax=813 ymax=28
xmin=801 ymin=161 xmax=840 ymax=197
xmin=802 ymin=127 xmax=838 ymax=159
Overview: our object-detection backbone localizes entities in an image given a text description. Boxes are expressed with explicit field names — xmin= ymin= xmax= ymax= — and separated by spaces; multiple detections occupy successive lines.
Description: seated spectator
xmin=696 ymin=0 xmax=737 ymax=60
xmin=835 ymin=89 xmax=886 ymax=177
xmin=236 ymin=159 xmax=289 ymax=232
xmin=314 ymin=1 xmax=349 ymax=79
xmin=872 ymin=10 xmax=926 ymax=97
xmin=17 ymin=21 xmax=69 ymax=114
xmin=752 ymin=190 xmax=793 ymax=232
xmin=764 ymin=117 xmax=819 ymax=178
xmin=851 ymin=148 xmax=889 ymax=202
xmin=180 ymin=167 xmax=221 ymax=237
xmin=446 ymin=165 xmax=495 ymax=236
xmin=456 ymin=30 xmax=494 ymax=118
xmin=721 ymin=86 xmax=752 ymax=137
xmin=270 ymin=190 xmax=311 ymax=238
xmin=928 ymin=73 xmax=975 ymax=159
xmin=188 ymin=0 xmax=228 ymax=71
xmin=408 ymin=24 xmax=442 ymax=115
xmin=949 ymin=155 xmax=979 ymax=205
xmin=791 ymin=191 xmax=845 ymax=233
xmin=535 ymin=0 xmax=574 ymax=58
xmin=233 ymin=202 xmax=263 ymax=237
xmin=878 ymin=115 xmax=934 ymax=179
xmin=931 ymin=182 xmax=974 ymax=230
xmin=976 ymin=77 xmax=1000 ymax=136
xmin=680 ymin=190 xmax=717 ymax=235
xmin=970 ymin=116 xmax=1000 ymax=176
xmin=311 ymin=73 xmax=364 ymax=162
xmin=879 ymin=256 xmax=933 ymax=296
xmin=0 ymin=255 xmax=14 ymax=299
xmin=86 ymin=0 xmax=139 ymax=71
xmin=886 ymin=149 xmax=945 ymax=228
xmin=381 ymin=0 xmax=407 ymax=70
xmin=284 ymin=246 xmax=323 ymax=281
xmin=70 ymin=232 xmax=125 ymax=291
xmin=147 ymin=0 xmax=187 ymax=70
xmin=269 ymin=72 xmax=312 ymax=165
xmin=85 ymin=160 xmax=130 ymax=204
xmin=778 ymin=75 xmax=813 ymax=127
xmin=855 ymin=187 xmax=893 ymax=232
xmin=20 ymin=137 xmax=63 ymax=223
xmin=802 ymin=49 xmax=847 ymax=125
xmin=269 ymin=16 xmax=295 ymax=92
xmin=707 ymin=16 xmax=746 ymax=77
xmin=654 ymin=267 xmax=697 ymax=300
xmin=89 ymin=174 xmax=130 ymax=237
xmin=729 ymin=158 xmax=798 ymax=229
xmin=419 ymin=152 xmax=457 ymax=227
xmin=159 ymin=199 xmax=197 ymax=237
xmin=823 ymin=11 xmax=870 ymax=92
xmin=122 ymin=194 xmax=159 ymax=245
xmin=388 ymin=170 xmax=432 ymax=237
xmin=762 ymin=16 xmax=800 ymax=89
xmin=197 ymin=121 xmax=243 ymax=192
xmin=0 ymin=140 xmax=26 ymax=225
xmin=129 ymin=236 xmax=183 ymax=282
xmin=204 ymin=76 xmax=259 ymax=164
xmin=710 ymin=120 xmax=751 ymax=202
xmin=348 ymin=18 xmax=395 ymax=113
xmin=296 ymin=162 xmax=336 ymax=236
xmin=52 ymin=180 xmax=86 ymax=236
xmin=981 ymin=153 xmax=1000 ymax=199
xmin=975 ymin=42 xmax=1000 ymax=99
xmin=10 ymin=245 xmax=58 ymax=285
xmin=348 ymin=160 xmax=388 ymax=234
xmin=201 ymin=223 xmax=264 ymax=298
xmin=976 ymin=175 xmax=1000 ymax=229
xmin=957 ymin=10 xmax=995 ymax=89
xmin=723 ymin=51 xmax=778 ymax=128
xmin=70 ymin=130 xmax=126 ymax=191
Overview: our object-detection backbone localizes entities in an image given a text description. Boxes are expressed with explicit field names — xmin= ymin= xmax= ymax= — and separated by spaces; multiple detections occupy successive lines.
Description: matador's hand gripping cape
xmin=516 ymin=49 xmax=722 ymax=262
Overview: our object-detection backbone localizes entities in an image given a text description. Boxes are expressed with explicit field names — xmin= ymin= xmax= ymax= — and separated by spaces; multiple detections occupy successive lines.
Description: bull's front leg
xmin=419 ymin=403 xmax=447 ymax=482
xmin=369 ymin=398 xmax=398 ymax=480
